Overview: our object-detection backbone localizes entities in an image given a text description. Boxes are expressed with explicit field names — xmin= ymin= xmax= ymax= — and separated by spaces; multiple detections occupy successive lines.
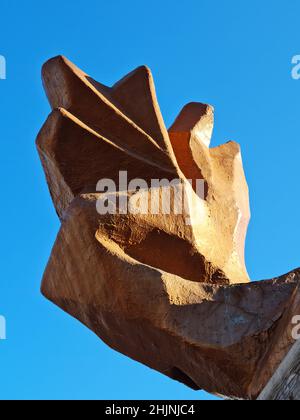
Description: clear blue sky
xmin=0 ymin=0 xmax=300 ymax=400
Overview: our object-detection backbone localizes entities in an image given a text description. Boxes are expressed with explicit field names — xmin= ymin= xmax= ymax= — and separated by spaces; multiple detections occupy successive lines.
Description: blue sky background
xmin=0 ymin=0 xmax=300 ymax=400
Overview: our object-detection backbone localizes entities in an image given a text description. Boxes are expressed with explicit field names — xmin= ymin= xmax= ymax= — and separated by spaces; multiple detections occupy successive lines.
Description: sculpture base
xmin=257 ymin=339 xmax=300 ymax=400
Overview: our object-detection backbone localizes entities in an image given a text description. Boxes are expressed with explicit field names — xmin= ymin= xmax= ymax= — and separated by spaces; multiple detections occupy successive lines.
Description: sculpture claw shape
xmin=37 ymin=56 xmax=300 ymax=399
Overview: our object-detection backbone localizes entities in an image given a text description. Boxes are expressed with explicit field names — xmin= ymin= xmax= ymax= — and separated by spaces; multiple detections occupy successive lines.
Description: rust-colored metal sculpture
xmin=37 ymin=56 xmax=300 ymax=399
